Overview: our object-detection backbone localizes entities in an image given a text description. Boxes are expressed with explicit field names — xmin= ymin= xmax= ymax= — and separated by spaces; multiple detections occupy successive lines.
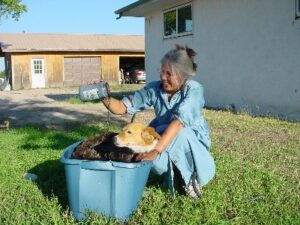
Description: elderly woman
xmin=101 ymin=45 xmax=215 ymax=198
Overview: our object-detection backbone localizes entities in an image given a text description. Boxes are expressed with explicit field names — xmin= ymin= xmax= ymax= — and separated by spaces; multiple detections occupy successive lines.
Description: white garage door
xmin=64 ymin=57 xmax=101 ymax=86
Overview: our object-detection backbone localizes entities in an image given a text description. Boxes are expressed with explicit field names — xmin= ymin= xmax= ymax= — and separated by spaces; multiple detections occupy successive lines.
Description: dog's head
xmin=114 ymin=123 xmax=160 ymax=153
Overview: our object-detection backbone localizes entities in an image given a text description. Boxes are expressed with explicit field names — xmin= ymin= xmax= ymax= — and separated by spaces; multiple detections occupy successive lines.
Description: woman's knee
xmin=174 ymin=127 xmax=196 ymax=143
xmin=151 ymin=151 xmax=169 ymax=175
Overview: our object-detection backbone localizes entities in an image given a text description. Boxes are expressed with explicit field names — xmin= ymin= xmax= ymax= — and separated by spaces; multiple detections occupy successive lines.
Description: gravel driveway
xmin=0 ymin=88 xmax=155 ymax=129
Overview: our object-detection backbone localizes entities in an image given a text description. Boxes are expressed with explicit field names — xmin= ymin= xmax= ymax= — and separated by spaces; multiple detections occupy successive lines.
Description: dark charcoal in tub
xmin=71 ymin=132 xmax=137 ymax=162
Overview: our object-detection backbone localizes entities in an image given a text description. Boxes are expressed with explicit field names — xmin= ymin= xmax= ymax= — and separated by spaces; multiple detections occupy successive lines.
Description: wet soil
xmin=0 ymin=88 xmax=155 ymax=129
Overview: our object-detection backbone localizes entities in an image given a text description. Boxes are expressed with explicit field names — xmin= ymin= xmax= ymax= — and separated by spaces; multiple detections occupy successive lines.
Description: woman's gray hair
xmin=160 ymin=44 xmax=197 ymax=78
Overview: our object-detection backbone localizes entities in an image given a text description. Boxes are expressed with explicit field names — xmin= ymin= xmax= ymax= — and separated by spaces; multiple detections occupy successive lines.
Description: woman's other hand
xmin=135 ymin=149 xmax=160 ymax=162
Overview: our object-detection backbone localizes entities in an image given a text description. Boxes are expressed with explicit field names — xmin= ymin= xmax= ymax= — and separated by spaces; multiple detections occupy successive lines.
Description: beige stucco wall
xmin=144 ymin=0 xmax=300 ymax=120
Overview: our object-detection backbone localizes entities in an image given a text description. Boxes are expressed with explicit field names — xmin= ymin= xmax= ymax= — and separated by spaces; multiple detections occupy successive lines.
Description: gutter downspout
xmin=116 ymin=13 xmax=122 ymax=20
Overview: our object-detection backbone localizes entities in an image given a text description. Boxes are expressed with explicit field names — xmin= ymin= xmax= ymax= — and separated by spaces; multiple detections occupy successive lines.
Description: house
xmin=0 ymin=33 xmax=145 ymax=90
xmin=116 ymin=0 xmax=300 ymax=121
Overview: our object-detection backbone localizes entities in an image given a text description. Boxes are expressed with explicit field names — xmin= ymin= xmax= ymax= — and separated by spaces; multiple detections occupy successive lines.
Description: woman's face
xmin=160 ymin=63 xmax=182 ymax=94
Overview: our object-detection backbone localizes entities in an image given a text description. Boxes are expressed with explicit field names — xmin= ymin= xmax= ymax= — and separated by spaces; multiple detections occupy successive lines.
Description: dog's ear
xmin=141 ymin=127 xmax=160 ymax=145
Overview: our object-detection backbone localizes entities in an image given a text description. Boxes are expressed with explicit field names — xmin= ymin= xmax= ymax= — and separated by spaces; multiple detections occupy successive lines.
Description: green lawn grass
xmin=0 ymin=111 xmax=299 ymax=224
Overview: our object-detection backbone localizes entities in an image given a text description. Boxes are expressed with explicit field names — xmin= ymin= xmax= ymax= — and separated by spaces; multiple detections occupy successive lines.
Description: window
xmin=33 ymin=60 xmax=43 ymax=74
xmin=297 ymin=0 xmax=300 ymax=18
xmin=164 ymin=3 xmax=192 ymax=38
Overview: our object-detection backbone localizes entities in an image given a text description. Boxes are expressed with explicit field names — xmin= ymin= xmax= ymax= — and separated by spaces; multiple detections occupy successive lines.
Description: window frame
xmin=163 ymin=2 xmax=193 ymax=39
xmin=32 ymin=58 xmax=45 ymax=75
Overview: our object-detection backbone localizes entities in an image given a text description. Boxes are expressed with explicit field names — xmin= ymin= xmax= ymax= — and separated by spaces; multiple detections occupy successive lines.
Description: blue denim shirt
xmin=122 ymin=80 xmax=215 ymax=189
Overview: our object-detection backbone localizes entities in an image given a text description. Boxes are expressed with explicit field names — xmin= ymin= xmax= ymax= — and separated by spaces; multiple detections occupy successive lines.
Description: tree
xmin=0 ymin=0 xmax=27 ymax=21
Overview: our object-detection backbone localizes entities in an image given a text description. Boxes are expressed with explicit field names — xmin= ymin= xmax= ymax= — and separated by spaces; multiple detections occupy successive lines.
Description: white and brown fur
xmin=114 ymin=123 xmax=160 ymax=153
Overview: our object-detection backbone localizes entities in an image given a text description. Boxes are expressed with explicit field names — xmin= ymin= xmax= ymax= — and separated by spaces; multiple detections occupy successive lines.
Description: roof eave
xmin=115 ymin=0 xmax=179 ymax=18
xmin=115 ymin=0 xmax=153 ymax=18
xmin=0 ymin=48 xmax=145 ymax=53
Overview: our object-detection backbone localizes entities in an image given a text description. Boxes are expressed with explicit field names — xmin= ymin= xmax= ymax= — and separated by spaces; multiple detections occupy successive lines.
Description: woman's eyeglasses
xmin=158 ymin=69 xmax=172 ymax=78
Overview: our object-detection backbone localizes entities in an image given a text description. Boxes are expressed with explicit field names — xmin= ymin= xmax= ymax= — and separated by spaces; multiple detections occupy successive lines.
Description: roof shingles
xmin=0 ymin=33 xmax=145 ymax=53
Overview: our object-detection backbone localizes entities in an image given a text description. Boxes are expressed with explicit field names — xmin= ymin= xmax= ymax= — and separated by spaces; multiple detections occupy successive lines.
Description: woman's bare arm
xmin=154 ymin=119 xmax=184 ymax=153
xmin=101 ymin=97 xmax=127 ymax=115
xmin=135 ymin=119 xmax=184 ymax=161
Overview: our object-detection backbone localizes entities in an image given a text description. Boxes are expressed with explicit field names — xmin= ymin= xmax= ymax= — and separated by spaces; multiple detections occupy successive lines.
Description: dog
xmin=114 ymin=123 xmax=160 ymax=153
xmin=71 ymin=123 xmax=160 ymax=162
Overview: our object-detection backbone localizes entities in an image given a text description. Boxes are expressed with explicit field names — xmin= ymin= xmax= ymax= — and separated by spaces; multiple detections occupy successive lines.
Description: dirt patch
xmin=0 ymin=88 xmax=155 ymax=129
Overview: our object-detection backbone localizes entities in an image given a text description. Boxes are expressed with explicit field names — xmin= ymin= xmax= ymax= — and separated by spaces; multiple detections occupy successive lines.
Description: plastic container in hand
xmin=78 ymin=81 xmax=110 ymax=101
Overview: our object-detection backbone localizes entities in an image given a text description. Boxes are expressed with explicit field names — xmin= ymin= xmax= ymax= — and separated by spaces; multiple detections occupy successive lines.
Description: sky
xmin=0 ymin=0 xmax=144 ymax=71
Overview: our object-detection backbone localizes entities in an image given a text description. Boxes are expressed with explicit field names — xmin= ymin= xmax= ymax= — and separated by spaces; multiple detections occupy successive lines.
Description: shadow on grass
xmin=21 ymin=123 xmax=120 ymax=210
xmin=20 ymin=131 xmax=79 ymax=151
xmin=19 ymin=122 xmax=114 ymax=151
xmin=147 ymin=173 xmax=168 ymax=190
xmin=29 ymin=159 xmax=69 ymax=208
xmin=44 ymin=93 xmax=78 ymax=101
xmin=147 ymin=171 xmax=186 ymax=197
xmin=45 ymin=91 xmax=135 ymax=102
xmin=0 ymin=97 xmax=129 ymax=128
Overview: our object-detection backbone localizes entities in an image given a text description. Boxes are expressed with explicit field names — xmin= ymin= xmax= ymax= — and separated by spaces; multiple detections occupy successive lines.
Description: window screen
xmin=163 ymin=4 xmax=192 ymax=37
xmin=178 ymin=5 xmax=192 ymax=33
xmin=33 ymin=60 xmax=43 ymax=74
xmin=164 ymin=10 xmax=176 ymax=36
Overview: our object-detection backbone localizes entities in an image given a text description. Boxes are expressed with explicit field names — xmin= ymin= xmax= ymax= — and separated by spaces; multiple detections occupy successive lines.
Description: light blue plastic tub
xmin=60 ymin=141 xmax=152 ymax=221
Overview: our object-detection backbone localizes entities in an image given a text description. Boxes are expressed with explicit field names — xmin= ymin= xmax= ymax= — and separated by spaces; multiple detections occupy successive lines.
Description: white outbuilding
xmin=116 ymin=0 xmax=300 ymax=121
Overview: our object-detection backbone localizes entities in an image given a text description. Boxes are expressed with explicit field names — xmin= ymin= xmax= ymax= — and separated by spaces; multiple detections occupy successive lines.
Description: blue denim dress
xmin=122 ymin=80 xmax=215 ymax=193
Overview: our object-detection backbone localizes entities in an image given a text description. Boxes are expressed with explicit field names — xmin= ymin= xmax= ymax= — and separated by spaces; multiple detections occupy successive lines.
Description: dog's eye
xmin=126 ymin=131 xmax=132 ymax=134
